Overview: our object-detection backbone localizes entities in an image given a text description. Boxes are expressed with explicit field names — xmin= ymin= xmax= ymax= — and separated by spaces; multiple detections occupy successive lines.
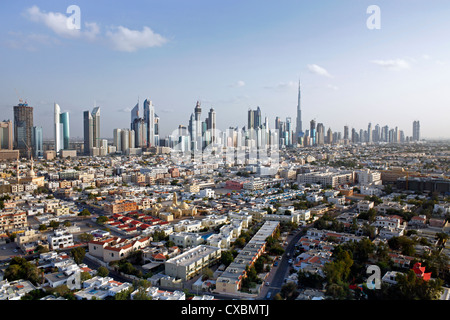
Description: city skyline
xmin=1 ymin=1 xmax=450 ymax=140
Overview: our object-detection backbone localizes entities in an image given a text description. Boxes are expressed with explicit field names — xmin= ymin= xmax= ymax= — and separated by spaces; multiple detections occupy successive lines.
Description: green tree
xmin=71 ymin=247 xmax=86 ymax=264
xmin=97 ymin=266 xmax=109 ymax=277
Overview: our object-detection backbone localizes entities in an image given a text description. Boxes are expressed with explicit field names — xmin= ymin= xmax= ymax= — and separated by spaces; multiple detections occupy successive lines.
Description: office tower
xmin=310 ymin=120 xmax=316 ymax=145
xmin=14 ymin=101 xmax=34 ymax=158
xmin=154 ymin=114 xmax=160 ymax=146
xmin=248 ymin=106 xmax=262 ymax=130
xmin=206 ymin=108 xmax=216 ymax=145
xmin=316 ymin=123 xmax=325 ymax=145
xmin=413 ymin=121 xmax=420 ymax=141
xmin=54 ymin=103 xmax=71 ymax=153
xmin=54 ymin=103 xmax=61 ymax=152
xmin=32 ymin=126 xmax=43 ymax=158
xmin=285 ymin=117 xmax=292 ymax=146
xmin=382 ymin=125 xmax=389 ymax=142
xmin=367 ymin=123 xmax=372 ymax=143
xmin=195 ymin=101 xmax=202 ymax=139
xmin=83 ymin=106 xmax=100 ymax=155
xmin=113 ymin=128 xmax=122 ymax=153
xmin=0 ymin=120 xmax=13 ymax=150
xmin=343 ymin=125 xmax=349 ymax=141
xmin=295 ymin=80 xmax=304 ymax=144
xmin=131 ymin=102 xmax=139 ymax=128
xmin=121 ymin=129 xmax=129 ymax=152
xmin=143 ymin=99 xmax=155 ymax=147
xmin=327 ymin=128 xmax=333 ymax=144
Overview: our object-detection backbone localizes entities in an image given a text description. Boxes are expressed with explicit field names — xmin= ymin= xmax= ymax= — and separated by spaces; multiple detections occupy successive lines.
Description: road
xmin=258 ymin=227 xmax=305 ymax=300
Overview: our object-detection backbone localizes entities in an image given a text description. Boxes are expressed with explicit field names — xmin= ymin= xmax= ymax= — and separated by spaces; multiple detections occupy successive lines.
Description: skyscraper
xmin=83 ymin=107 xmax=100 ymax=155
xmin=413 ymin=120 xmax=420 ymax=141
xmin=32 ymin=126 xmax=43 ymax=158
xmin=13 ymin=101 xmax=33 ymax=158
xmin=310 ymin=120 xmax=316 ymax=145
xmin=143 ymin=99 xmax=155 ymax=147
xmin=206 ymin=107 xmax=217 ymax=145
xmin=295 ymin=80 xmax=303 ymax=144
xmin=54 ymin=103 xmax=70 ymax=153
xmin=0 ymin=120 xmax=13 ymax=150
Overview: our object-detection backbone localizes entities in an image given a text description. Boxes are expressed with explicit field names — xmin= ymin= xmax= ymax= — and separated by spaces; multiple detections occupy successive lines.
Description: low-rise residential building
xmin=164 ymin=245 xmax=221 ymax=281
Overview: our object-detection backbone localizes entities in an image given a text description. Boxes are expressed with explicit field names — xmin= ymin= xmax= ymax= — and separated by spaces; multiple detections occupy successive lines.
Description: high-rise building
xmin=295 ymin=80 xmax=303 ymax=144
xmin=413 ymin=120 xmax=420 ymax=141
xmin=206 ymin=108 xmax=216 ymax=145
xmin=0 ymin=120 xmax=13 ymax=150
xmin=32 ymin=126 xmax=43 ymax=158
xmin=143 ymin=99 xmax=155 ymax=147
xmin=113 ymin=128 xmax=122 ymax=153
xmin=316 ymin=123 xmax=325 ymax=145
xmin=83 ymin=107 xmax=100 ymax=155
xmin=54 ymin=103 xmax=70 ymax=153
xmin=310 ymin=120 xmax=316 ymax=145
xmin=13 ymin=101 xmax=34 ymax=158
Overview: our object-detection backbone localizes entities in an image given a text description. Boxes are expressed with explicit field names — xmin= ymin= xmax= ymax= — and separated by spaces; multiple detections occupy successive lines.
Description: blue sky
xmin=1 ymin=0 xmax=450 ymax=139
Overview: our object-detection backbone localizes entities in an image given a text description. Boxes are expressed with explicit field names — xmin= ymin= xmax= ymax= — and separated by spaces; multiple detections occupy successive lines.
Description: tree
xmin=391 ymin=270 xmax=444 ymax=300
xmin=221 ymin=250 xmax=234 ymax=267
xmin=97 ymin=266 xmax=109 ymax=277
xmin=96 ymin=216 xmax=109 ymax=224
xmin=71 ymin=247 xmax=86 ymax=265
xmin=280 ymin=282 xmax=299 ymax=300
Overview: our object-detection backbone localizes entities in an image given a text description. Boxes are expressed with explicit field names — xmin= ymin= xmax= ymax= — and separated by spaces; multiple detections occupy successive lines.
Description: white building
xmin=164 ymin=245 xmax=221 ymax=281
xmin=48 ymin=229 xmax=74 ymax=250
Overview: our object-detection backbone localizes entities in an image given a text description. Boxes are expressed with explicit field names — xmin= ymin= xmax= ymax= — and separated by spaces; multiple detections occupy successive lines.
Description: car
xmin=266 ymin=292 xmax=272 ymax=299
xmin=265 ymin=282 xmax=270 ymax=286
xmin=274 ymin=261 xmax=278 ymax=266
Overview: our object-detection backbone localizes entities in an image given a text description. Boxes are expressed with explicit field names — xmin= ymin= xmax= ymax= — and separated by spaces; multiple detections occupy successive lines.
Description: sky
xmin=1 ymin=0 xmax=450 ymax=140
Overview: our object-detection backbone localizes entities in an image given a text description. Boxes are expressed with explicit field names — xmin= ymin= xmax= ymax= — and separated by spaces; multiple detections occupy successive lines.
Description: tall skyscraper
xmin=310 ymin=120 xmax=316 ymax=145
xmin=413 ymin=120 xmax=420 ymax=141
xmin=32 ymin=126 xmax=43 ymax=158
xmin=206 ymin=107 xmax=217 ymax=145
xmin=143 ymin=99 xmax=155 ymax=147
xmin=83 ymin=107 xmax=100 ymax=155
xmin=13 ymin=101 xmax=34 ymax=158
xmin=295 ymin=80 xmax=303 ymax=144
xmin=0 ymin=120 xmax=13 ymax=150
xmin=54 ymin=103 xmax=71 ymax=153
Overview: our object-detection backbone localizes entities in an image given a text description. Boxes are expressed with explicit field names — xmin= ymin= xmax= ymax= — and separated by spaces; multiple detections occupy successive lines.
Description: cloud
xmin=327 ymin=84 xmax=339 ymax=91
xmin=22 ymin=6 xmax=166 ymax=52
xmin=370 ymin=59 xmax=411 ymax=70
xmin=106 ymin=26 xmax=168 ymax=52
xmin=264 ymin=81 xmax=297 ymax=90
xmin=24 ymin=5 xmax=99 ymax=40
xmin=307 ymin=64 xmax=332 ymax=78
xmin=229 ymin=80 xmax=246 ymax=88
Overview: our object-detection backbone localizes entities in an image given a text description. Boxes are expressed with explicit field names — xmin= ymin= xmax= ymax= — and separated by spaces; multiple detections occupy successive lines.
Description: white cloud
xmin=370 ymin=59 xmax=411 ymax=70
xmin=24 ymin=5 xmax=100 ymax=41
xmin=307 ymin=64 xmax=332 ymax=78
xmin=327 ymin=84 xmax=339 ymax=91
xmin=229 ymin=80 xmax=246 ymax=88
xmin=264 ymin=81 xmax=297 ymax=90
xmin=106 ymin=26 xmax=168 ymax=52
xmin=22 ymin=6 xmax=167 ymax=52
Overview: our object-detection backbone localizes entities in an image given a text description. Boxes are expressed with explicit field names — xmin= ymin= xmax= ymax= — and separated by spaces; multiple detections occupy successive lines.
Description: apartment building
xmin=215 ymin=221 xmax=279 ymax=295
xmin=164 ymin=245 xmax=221 ymax=281
xmin=104 ymin=200 xmax=138 ymax=214
xmin=0 ymin=211 xmax=27 ymax=233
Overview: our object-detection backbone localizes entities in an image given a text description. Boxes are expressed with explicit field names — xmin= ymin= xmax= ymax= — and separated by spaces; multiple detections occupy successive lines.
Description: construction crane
xmin=14 ymin=88 xmax=23 ymax=104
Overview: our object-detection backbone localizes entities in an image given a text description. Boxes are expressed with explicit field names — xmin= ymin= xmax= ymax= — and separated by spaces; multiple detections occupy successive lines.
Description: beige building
xmin=164 ymin=245 xmax=221 ymax=281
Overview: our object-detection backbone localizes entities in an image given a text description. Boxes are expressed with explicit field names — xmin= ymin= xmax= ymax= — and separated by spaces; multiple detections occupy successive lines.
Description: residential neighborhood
xmin=0 ymin=142 xmax=449 ymax=301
